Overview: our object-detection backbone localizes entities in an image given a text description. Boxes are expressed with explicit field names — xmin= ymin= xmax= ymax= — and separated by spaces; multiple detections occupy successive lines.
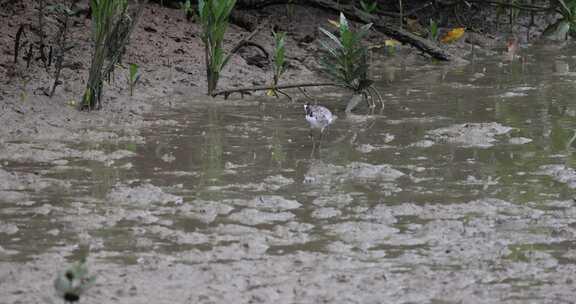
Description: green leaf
xmin=429 ymin=19 xmax=438 ymax=40
xmin=129 ymin=63 xmax=139 ymax=82
xmin=341 ymin=30 xmax=353 ymax=49
xmin=319 ymin=27 xmax=343 ymax=48
xmin=360 ymin=0 xmax=377 ymax=13
xmin=339 ymin=12 xmax=349 ymax=35
xmin=318 ymin=13 xmax=374 ymax=94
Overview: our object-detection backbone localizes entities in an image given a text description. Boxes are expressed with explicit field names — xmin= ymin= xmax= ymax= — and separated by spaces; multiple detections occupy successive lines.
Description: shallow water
xmin=2 ymin=45 xmax=576 ymax=302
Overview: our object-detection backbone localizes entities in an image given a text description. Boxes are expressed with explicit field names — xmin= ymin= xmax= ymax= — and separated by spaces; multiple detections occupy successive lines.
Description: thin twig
xmin=234 ymin=40 xmax=270 ymax=59
xmin=227 ymin=21 xmax=268 ymax=58
xmin=275 ymin=89 xmax=292 ymax=101
xmin=14 ymin=24 xmax=27 ymax=63
xmin=298 ymin=87 xmax=316 ymax=102
xmin=50 ymin=8 xmax=71 ymax=97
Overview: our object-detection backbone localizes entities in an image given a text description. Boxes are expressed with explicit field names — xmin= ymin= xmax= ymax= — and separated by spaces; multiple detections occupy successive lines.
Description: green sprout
xmin=319 ymin=13 xmax=372 ymax=93
xmin=319 ymin=13 xmax=382 ymax=109
xmin=81 ymin=0 xmax=143 ymax=110
xmin=128 ymin=63 xmax=140 ymax=96
xmin=541 ymin=0 xmax=576 ymax=40
xmin=267 ymin=31 xmax=287 ymax=98
xmin=272 ymin=31 xmax=286 ymax=85
xmin=320 ymin=13 xmax=383 ymax=107
xmin=360 ymin=0 xmax=378 ymax=14
xmin=429 ymin=19 xmax=439 ymax=41
xmin=181 ymin=0 xmax=194 ymax=21
xmin=54 ymin=259 xmax=96 ymax=303
xmin=198 ymin=0 xmax=237 ymax=96
xmin=287 ymin=0 xmax=295 ymax=19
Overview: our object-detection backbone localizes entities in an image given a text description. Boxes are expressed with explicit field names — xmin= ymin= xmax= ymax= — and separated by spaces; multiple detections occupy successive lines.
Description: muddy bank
xmin=0 ymin=0 xmax=330 ymax=143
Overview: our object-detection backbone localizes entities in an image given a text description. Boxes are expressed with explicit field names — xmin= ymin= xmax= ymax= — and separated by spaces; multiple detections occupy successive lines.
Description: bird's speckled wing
xmin=305 ymin=105 xmax=333 ymax=129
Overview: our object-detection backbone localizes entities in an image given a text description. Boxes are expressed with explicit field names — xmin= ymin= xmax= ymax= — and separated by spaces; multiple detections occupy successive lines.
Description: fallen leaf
xmin=328 ymin=19 xmax=340 ymax=28
xmin=441 ymin=27 xmax=465 ymax=43
xmin=368 ymin=43 xmax=385 ymax=49
xmin=384 ymin=39 xmax=400 ymax=47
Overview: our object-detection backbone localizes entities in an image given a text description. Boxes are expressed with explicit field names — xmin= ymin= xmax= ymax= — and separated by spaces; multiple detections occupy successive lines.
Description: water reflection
xmin=200 ymin=107 xmax=224 ymax=185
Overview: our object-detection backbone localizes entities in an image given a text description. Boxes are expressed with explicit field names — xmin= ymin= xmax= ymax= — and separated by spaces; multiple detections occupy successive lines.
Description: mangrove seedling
xmin=541 ymin=0 xmax=576 ymax=40
xmin=428 ymin=19 xmax=439 ymax=41
xmin=360 ymin=0 xmax=377 ymax=14
xmin=198 ymin=0 xmax=237 ymax=96
xmin=81 ymin=0 xmax=144 ymax=110
xmin=267 ymin=31 xmax=288 ymax=98
xmin=286 ymin=0 xmax=295 ymax=20
xmin=319 ymin=13 xmax=382 ymax=109
xmin=127 ymin=63 xmax=141 ymax=96
xmin=181 ymin=0 xmax=194 ymax=21
xmin=54 ymin=259 xmax=96 ymax=303
xmin=272 ymin=31 xmax=286 ymax=86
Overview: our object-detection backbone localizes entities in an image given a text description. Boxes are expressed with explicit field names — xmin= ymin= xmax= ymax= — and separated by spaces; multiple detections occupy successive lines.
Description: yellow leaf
xmin=266 ymin=89 xmax=276 ymax=97
xmin=441 ymin=27 xmax=465 ymax=43
xmin=384 ymin=39 xmax=400 ymax=47
xmin=327 ymin=19 xmax=340 ymax=28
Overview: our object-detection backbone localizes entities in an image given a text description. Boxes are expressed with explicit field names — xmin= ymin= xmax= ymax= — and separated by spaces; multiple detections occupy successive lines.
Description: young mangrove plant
xmin=267 ymin=31 xmax=288 ymax=98
xmin=54 ymin=258 xmax=96 ymax=303
xmin=360 ymin=0 xmax=377 ymax=14
xmin=181 ymin=0 xmax=194 ymax=21
xmin=127 ymin=63 xmax=141 ymax=96
xmin=319 ymin=13 xmax=382 ymax=109
xmin=82 ymin=0 xmax=144 ymax=110
xmin=542 ymin=0 xmax=576 ymax=40
xmin=286 ymin=0 xmax=295 ymax=21
xmin=272 ymin=31 xmax=286 ymax=86
xmin=198 ymin=0 xmax=237 ymax=96
xmin=428 ymin=19 xmax=439 ymax=41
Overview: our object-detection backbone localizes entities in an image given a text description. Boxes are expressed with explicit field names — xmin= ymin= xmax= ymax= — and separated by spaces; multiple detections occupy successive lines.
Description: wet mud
xmin=2 ymin=4 xmax=576 ymax=303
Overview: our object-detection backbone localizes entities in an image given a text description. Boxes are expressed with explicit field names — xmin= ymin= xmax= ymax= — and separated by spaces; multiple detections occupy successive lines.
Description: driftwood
xmin=212 ymin=82 xmax=337 ymax=99
xmin=236 ymin=0 xmax=454 ymax=61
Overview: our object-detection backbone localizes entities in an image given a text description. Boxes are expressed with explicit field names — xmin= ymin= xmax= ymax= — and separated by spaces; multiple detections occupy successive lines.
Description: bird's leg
xmin=310 ymin=134 xmax=317 ymax=158
xmin=316 ymin=129 xmax=327 ymax=156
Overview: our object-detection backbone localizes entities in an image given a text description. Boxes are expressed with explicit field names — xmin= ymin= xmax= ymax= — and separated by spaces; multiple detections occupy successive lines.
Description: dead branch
xmin=229 ymin=21 xmax=268 ymax=55
xmin=14 ymin=24 xmax=28 ymax=63
xmin=50 ymin=7 xmax=72 ymax=97
xmin=312 ymin=0 xmax=455 ymax=61
xmin=235 ymin=40 xmax=270 ymax=60
xmin=238 ymin=0 xmax=454 ymax=61
xmin=212 ymin=82 xmax=337 ymax=99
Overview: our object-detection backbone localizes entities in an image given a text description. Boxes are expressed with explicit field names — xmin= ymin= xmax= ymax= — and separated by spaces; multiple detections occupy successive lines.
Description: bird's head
xmin=304 ymin=103 xmax=312 ymax=115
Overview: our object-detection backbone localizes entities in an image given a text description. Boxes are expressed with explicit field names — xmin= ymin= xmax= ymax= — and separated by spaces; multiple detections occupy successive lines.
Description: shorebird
xmin=304 ymin=103 xmax=334 ymax=157
xmin=304 ymin=103 xmax=334 ymax=134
